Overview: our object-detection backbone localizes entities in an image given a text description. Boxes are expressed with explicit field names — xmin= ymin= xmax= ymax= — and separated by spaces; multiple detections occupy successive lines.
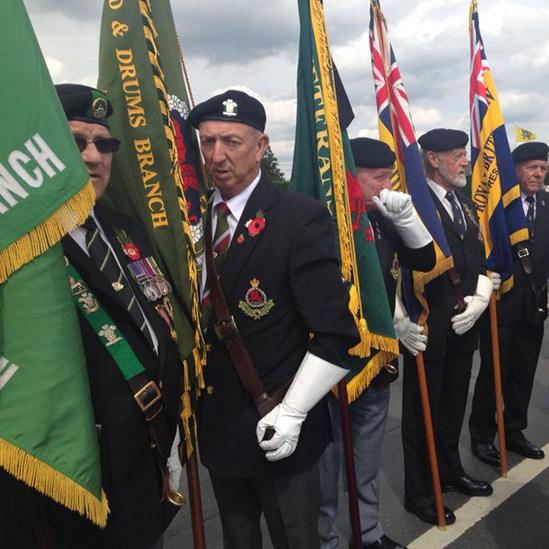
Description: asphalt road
xmin=164 ymin=334 xmax=549 ymax=549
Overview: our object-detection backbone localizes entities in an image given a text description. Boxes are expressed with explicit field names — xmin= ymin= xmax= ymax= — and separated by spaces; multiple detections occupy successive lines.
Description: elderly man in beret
xmin=187 ymin=89 xmax=359 ymax=548
xmin=470 ymin=141 xmax=549 ymax=464
xmin=0 ymin=84 xmax=182 ymax=549
xmin=319 ymin=137 xmax=435 ymax=549
xmin=401 ymin=129 xmax=495 ymax=526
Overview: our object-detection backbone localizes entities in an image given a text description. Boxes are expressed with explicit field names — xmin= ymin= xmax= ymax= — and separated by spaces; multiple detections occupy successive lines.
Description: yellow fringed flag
xmin=0 ymin=0 xmax=108 ymax=526
xmin=98 ymin=0 xmax=206 ymax=456
xmin=291 ymin=0 xmax=398 ymax=401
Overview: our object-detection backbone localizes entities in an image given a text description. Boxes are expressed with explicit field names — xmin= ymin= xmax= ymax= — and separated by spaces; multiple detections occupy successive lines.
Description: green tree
xmin=261 ymin=146 xmax=288 ymax=186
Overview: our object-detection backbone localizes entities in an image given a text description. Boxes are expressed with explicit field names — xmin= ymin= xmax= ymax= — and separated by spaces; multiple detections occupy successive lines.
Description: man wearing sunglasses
xmin=1 ymin=84 xmax=182 ymax=549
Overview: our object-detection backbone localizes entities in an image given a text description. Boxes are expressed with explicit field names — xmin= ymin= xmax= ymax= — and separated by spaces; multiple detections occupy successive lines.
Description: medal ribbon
xmin=66 ymin=261 xmax=145 ymax=381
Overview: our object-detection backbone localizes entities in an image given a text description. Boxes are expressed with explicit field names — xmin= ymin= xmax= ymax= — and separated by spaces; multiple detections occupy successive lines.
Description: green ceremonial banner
xmin=98 ymin=0 xmax=206 ymax=454
xmin=0 ymin=0 xmax=108 ymax=526
xmin=291 ymin=0 xmax=398 ymax=401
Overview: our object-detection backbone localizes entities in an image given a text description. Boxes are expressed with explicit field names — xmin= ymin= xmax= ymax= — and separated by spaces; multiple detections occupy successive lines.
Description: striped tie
xmin=201 ymin=202 xmax=232 ymax=312
xmin=83 ymin=217 xmax=154 ymax=349
xmin=526 ymin=195 xmax=536 ymax=239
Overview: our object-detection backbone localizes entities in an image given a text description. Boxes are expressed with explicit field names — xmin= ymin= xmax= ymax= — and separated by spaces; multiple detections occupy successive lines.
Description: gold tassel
xmin=0 ymin=181 xmax=95 ymax=283
xmin=0 ymin=437 xmax=109 ymax=527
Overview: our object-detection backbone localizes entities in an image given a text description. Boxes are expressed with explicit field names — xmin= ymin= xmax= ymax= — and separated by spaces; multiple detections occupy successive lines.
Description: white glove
xmin=451 ymin=274 xmax=493 ymax=335
xmin=372 ymin=189 xmax=432 ymax=249
xmin=167 ymin=426 xmax=183 ymax=492
xmin=489 ymin=271 xmax=501 ymax=291
xmin=393 ymin=295 xmax=427 ymax=356
xmin=256 ymin=352 xmax=347 ymax=462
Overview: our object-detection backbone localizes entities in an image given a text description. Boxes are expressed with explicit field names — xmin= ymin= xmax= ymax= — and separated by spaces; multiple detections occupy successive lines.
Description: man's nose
xmin=212 ymin=141 xmax=227 ymax=163
xmin=81 ymin=143 xmax=102 ymax=164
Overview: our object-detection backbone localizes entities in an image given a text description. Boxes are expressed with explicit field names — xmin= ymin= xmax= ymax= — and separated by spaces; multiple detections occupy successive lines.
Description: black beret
xmin=418 ymin=128 xmax=468 ymax=152
xmin=55 ymin=84 xmax=113 ymax=128
xmin=187 ymin=89 xmax=266 ymax=132
xmin=512 ymin=142 xmax=549 ymax=164
xmin=350 ymin=137 xmax=396 ymax=169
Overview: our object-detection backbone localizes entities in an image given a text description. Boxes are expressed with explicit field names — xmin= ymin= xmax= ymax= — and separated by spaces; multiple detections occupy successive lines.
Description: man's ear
xmin=426 ymin=150 xmax=439 ymax=170
xmin=257 ymin=132 xmax=270 ymax=160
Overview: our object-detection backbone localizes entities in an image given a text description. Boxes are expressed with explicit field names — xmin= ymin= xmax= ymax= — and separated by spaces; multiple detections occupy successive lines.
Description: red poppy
xmin=123 ymin=242 xmax=141 ymax=260
xmin=246 ymin=216 xmax=266 ymax=237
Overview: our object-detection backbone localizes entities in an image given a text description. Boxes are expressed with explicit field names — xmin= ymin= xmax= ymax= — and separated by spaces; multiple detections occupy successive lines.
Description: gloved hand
xmin=393 ymin=295 xmax=427 ymax=355
xmin=256 ymin=353 xmax=347 ymax=461
xmin=373 ymin=189 xmax=432 ymax=249
xmin=451 ymin=274 xmax=493 ymax=335
xmin=489 ymin=271 xmax=501 ymax=291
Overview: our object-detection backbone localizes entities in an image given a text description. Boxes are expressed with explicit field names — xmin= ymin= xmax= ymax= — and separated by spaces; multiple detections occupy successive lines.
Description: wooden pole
xmin=186 ymin=450 xmax=206 ymax=549
xmin=415 ymin=352 xmax=446 ymax=529
xmin=489 ymin=295 xmax=508 ymax=477
xmin=337 ymin=380 xmax=362 ymax=548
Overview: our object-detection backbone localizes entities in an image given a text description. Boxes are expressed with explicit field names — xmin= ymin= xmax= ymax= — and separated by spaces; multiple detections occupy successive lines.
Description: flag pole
xmin=337 ymin=380 xmax=363 ymax=548
xmin=415 ymin=352 xmax=446 ymax=529
xmin=186 ymin=450 xmax=206 ymax=549
xmin=488 ymin=295 xmax=508 ymax=477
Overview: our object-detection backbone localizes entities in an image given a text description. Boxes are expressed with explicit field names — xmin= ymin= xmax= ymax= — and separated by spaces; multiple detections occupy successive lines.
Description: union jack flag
xmin=369 ymin=0 xmax=453 ymax=323
xmin=468 ymin=0 xmax=528 ymax=294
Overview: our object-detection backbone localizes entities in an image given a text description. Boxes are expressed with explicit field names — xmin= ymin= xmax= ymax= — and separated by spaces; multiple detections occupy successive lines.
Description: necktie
xmin=83 ymin=217 xmax=154 ymax=349
xmin=201 ymin=202 xmax=232 ymax=312
xmin=446 ymin=191 xmax=466 ymax=239
xmin=526 ymin=195 xmax=536 ymax=239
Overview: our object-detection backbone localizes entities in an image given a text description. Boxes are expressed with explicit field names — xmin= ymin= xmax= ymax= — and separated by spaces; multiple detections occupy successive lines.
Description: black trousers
xmin=469 ymin=317 xmax=544 ymax=443
xmin=209 ymin=463 xmax=320 ymax=549
xmin=402 ymin=343 xmax=473 ymax=503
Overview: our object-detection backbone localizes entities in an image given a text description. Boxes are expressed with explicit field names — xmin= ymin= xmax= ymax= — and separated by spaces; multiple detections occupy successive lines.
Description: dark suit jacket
xmin=1 ymin=206 xmax=182 ymax=549
xmin=422 ymin=189 xmax=486 ymax=360
xmin=198 ymin=175 xmax=359 ymax=478
xmin=495 ymin=191 xmax=549 ymax=326
xmin=368 ymin=210 xmax=436 ymax=312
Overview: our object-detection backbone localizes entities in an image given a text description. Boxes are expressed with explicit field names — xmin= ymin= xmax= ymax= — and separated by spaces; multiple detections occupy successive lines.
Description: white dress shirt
xmin=69 ymin=209 xmax=159 ymax=354
xmin=200 ymin=170 xmax=262 ymax=296
xmin=427 ymin=178 xmax=467 ymax=228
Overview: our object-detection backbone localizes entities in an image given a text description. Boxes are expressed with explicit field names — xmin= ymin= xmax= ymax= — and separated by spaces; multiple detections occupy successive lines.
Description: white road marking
xmin=408 ymin=443 xmax=549 ymax=548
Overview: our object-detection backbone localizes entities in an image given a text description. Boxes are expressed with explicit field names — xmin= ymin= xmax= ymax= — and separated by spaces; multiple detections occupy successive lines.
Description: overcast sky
xmin=24 ymin=0 xmax=549 ymax=176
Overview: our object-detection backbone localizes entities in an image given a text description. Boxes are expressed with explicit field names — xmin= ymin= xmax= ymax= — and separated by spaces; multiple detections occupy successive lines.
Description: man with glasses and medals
xmin=2 ymin=84 xmax=183 ymax=549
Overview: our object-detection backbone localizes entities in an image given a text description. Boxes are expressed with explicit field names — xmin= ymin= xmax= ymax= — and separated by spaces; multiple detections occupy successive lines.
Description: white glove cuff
xmin=283 ymin=352 xmax=347 ymax=414
xmin=475 ymin=274 xmax=493 ymax=300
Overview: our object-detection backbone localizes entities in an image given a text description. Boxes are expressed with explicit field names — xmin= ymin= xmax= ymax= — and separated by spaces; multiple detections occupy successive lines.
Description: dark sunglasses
xmin=74 ymin=135 xmax=121 ymax=154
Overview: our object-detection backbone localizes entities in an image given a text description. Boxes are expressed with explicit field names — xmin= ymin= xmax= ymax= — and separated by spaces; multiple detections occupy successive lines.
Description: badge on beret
xmin=222 ymin=98 xmax=238 ymax=117
xmin=91 ymin=96 xmax=108 ymax=122
xmin=238 ymin=279 xmax=274 ymax=320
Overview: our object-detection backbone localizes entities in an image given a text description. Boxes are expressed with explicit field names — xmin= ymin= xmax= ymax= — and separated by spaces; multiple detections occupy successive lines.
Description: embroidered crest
xmin=245 ymin=209 xmax=266 ymax=237
xmin=69 ymin=276 xmax=99 ymax=314
xmin=238 ymin=279 xmax=274 ymax=320
xmin=98 ymin=324 xmax=121 ymax=347
xmin=222 ymin=98 xmax=238 ymax=117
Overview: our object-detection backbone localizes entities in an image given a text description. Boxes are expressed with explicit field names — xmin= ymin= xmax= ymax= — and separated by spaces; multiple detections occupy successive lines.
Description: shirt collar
xmin=426 ymin=178 xmax=451 ymax=203
xmin=211 ymin=170 xmax=262 ymax=223
xmin=521 ymin=191 xmax=536 ymax=203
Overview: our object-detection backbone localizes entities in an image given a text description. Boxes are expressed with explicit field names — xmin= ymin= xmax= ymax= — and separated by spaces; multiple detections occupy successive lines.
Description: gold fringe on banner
xmin=345 ymin=350 xmax=396 ymax=403
xmin=0 ymin=180 xmax=95 ymax=284
xmin=0 ymin=437 xmax=109 ymax=527
xmin=310 ymin=0 xmax=373 ymax=356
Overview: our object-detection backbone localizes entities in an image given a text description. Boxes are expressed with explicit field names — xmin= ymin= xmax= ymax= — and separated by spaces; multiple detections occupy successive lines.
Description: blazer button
xmin=205 ymin=343 xmax=213 ymax=352
xmin=206 ymin=385 xmax=215 ymax=395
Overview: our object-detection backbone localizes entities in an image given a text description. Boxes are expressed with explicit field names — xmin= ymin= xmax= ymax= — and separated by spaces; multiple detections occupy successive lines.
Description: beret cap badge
xmin=91 ymin=96 xmax=108 ymax=122
xmin=222 ymin=98 xmax=238 ymax=117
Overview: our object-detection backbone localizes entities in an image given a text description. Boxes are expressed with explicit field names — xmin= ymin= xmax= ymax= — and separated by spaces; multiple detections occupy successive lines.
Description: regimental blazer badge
xmin=238 ymin=279 xmax=274 ymax=320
